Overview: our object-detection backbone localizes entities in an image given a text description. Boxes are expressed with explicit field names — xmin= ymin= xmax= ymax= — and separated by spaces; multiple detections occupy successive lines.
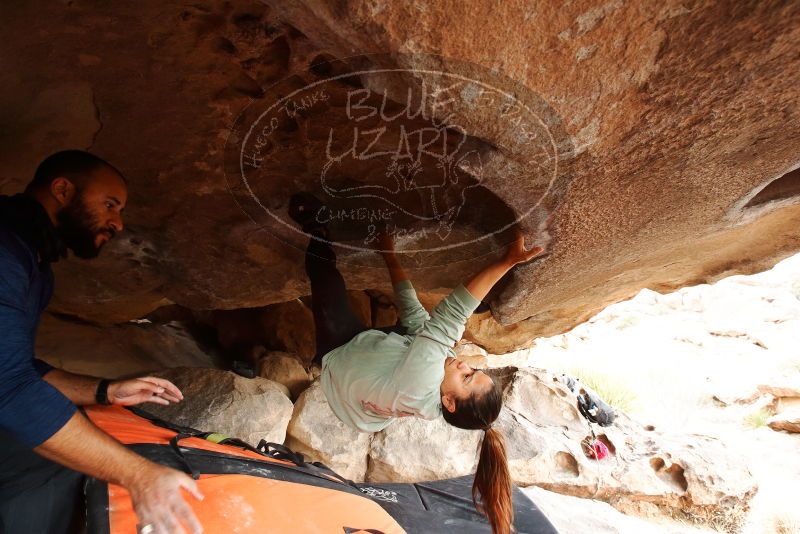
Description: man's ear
xmin=50 ymin=177 xmax=75 ymax=206
xmin=441 ymin=393 xmax=456 ymax=414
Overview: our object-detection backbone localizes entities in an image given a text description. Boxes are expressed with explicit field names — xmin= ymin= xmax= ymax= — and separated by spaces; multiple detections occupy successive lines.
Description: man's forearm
xmin=43 ymin=369 xmax=101 ymax=405
xmin=464 ymin=260 xmax=513 ymax=302
xmin=34 ymin=411 xmax=151 ymax=487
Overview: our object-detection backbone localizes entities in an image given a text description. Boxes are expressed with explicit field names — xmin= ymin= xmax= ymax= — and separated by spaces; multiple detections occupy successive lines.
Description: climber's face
xmin=439 ymin=357 xmax=494 ymax=413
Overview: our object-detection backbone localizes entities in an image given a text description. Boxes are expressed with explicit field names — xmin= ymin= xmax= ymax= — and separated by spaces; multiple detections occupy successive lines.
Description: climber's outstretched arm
xmin=377 ymin=233 xmax=430 ymax=334
xmin=378 ymin=232 xmax=408 ymax=286
xmin=463 ymin=230 xmax=544 ymax=302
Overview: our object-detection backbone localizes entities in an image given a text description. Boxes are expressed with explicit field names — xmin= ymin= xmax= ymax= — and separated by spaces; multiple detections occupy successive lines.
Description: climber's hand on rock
xmin=128 ymin=463 xmax=204 ymax=534
xmin=108 ymin=376 xmax=184 ymax=406
xmin=376 ymin=229 xmax=396 ymax=256
xmin=503 ymin=229 xmax=544 ymax=266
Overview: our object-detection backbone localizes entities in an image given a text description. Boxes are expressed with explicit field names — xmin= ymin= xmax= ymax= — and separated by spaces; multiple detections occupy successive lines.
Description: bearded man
xmin=0 ymin=150 xmax=202 ymax=534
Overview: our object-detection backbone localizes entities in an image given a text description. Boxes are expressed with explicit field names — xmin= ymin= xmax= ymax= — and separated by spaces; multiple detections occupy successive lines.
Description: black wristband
xmin=95 ymin=378 xmax=112 ymax=406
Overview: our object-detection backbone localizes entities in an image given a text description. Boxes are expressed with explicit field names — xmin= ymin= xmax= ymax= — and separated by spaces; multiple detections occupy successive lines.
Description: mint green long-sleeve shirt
xmin=320 ymin=279 xmax=482 ymax=433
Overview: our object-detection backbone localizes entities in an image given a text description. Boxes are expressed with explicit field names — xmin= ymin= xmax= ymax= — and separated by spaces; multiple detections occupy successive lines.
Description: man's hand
xmin=108 ymin=377 xmax=183 ymax=406
xmin=127 ymin=464 xmax=204 ymax=534
xmin=503 ymin=230 xmax=544 ymax=267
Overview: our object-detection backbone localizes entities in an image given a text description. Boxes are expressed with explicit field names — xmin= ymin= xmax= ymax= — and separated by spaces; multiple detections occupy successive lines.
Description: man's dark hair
xmin=25 ymin=150 xmax=123 ymax=193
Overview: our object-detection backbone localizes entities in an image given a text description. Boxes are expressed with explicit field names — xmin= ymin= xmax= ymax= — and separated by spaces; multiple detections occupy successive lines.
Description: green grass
xmin=566 ymin=368 xmax=638 ymax=413
xmin=744 ymin=408 xmax=771 ymax=429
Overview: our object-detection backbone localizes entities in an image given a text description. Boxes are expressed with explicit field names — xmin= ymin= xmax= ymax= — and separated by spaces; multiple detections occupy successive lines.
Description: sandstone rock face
xmin=257 ymin=350 xmax=312 ymax=400
xmin=497 ymin=368 xmax=756 ymax=520
xmin=35 ymin=313 xmax=219 ymax=378
xmin=523 ymin=486 xmax=712 ymax=534
xmin=767 ymin=409 xmax=800 ymax=434
xmin=284 ymin=380 xmax=371 ymax=482
xmin=367 ymin=416 xmax=482 ymax=483
xmin=206 ymin=298 xmax=316 ymax=363
xmin=1 ymin=2 xmax=798 ymax=351
xmin=145 ymin=367 xmax=294 ymax=445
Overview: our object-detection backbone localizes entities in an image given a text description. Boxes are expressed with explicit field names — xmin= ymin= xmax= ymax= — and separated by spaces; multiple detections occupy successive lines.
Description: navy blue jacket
xmin=0 ymin=194 xmax=75 ymax=448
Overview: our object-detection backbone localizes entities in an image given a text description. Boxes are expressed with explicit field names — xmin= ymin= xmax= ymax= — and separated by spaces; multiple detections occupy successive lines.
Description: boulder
xmin=522 ymin=486 xmax=713 ymax=534
xmin=145 ymin=367 xmax=294 ymax=445
xmin=208 ymin=299 xmax=316 ymax=364
xmin=347 ymin=290 xmax=373 ymax=328
xmin=767 ymin=409 xmax=800 ymax=434
xmin=35 ymin=313 xmax=217 ymax=378
xmin=257 ymin=350 xmax=312 ymax=401
xmin=497 ymin=368 xmax=756 ymax=522
xmin=367 ymin=416 xmax=481 ymax=483
xmin=285 ymin=380 xmax=372 ymax=482
xmin=368 ymin=290 xmax=399 ymax=329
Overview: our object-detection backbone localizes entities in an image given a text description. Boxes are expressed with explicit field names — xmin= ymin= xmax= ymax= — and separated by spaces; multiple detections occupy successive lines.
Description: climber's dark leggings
xmin=306 ymin=237 xmax=369 ymax=365
xmin=306 ymin=237 xmax=407 ymax=365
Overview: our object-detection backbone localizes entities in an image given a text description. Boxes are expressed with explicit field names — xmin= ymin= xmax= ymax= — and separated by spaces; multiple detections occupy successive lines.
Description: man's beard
xmin=56 ymin=194 xmax=113 ymax=259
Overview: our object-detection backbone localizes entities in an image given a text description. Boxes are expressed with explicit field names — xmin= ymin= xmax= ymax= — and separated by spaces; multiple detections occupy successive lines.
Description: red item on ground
xmin=584 ymin=439 xmax=609 ymax=460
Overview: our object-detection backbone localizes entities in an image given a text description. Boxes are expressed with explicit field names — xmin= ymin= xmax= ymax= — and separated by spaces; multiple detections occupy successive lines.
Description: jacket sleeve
xmin=414 ymin=284 xmax=481 ymax=350
xmin=392 ymin=279 xmax=431 ymax=334
xmin=0 ymin=247 xmax=75 ymax=448
xmin=390 ymin=284 xmax=482 ymax=402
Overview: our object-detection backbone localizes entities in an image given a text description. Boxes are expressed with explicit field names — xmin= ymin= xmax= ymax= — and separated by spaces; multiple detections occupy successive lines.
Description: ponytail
xmin=474 ymin=428 xmax=513 ymax=534
xmin=442 ymin=378 xmax=513 ymax=534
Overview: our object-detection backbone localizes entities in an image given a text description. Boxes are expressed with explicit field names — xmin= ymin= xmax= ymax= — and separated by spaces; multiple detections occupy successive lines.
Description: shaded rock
xmin=208 ymin=298 xmax=316 ymax=364
xmin=256 ymin=299 xmax=317 ymax=363
xmin=145 ymin=367 xmax=293 ymax=445
xmin=367 ymin=290 xmax=398 ymax=329
xmin=257 ymin=350 xmax=312 ymax=401
xmin=285 ymin=380 xmax=371 ymax=482
xmin=464 ymin=310 xmax=540 ymax=354
xmin=2 ymin=2 xmax=799 ymax=351
xmin=367 ymin=417 xmax=481 ymax=483
xmin=767 ymin=409 xmax=800 ymax=434
xmin=347 ymin=290 xmax=373 ymax=328
xmin=35 ymin=313 xmax=219 ymax=378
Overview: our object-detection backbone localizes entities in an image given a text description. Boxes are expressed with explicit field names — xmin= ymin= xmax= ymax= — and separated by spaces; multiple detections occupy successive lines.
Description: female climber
xmin=290 ymin=193 xmax=544 ymax=534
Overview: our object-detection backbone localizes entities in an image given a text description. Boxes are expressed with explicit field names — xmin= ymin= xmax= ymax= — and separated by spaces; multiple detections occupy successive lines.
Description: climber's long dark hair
xmin=442 ymin=378 xmax=513 ymax=534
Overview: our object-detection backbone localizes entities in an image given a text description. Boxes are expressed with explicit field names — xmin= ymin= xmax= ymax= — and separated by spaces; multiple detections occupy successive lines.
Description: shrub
xmin=743 ymin=408 xmax=771 ymax=429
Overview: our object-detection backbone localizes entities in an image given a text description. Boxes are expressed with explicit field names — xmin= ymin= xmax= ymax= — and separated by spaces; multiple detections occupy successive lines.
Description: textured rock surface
xmin=284 ymin=380 xmax=371 ymax=481
xmin=1 ymin=1 xmax=799 ymax=350
xmin=367 ymin=416 xmax=481 ymax=483
xmin=35 ymin=313 xmax=220 ymax=378
xmin=498 ymin=368 xmax=756 ymax=519
xmin=257 ymin=350 xmax=312 ymax=400
xmin=767 ymin=409 xmax=800 ymax=434
xmin=523 ymin=486 xmax=714 ymax=534
xmin=207 ymin=299 xmax=317 ymax=363
xmin=145 ymin=367 xmax=294 ymax=445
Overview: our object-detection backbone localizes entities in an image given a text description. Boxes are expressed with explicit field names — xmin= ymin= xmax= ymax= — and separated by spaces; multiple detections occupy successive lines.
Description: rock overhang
xmin=0 ymin=0 xmax=798 ymax=351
